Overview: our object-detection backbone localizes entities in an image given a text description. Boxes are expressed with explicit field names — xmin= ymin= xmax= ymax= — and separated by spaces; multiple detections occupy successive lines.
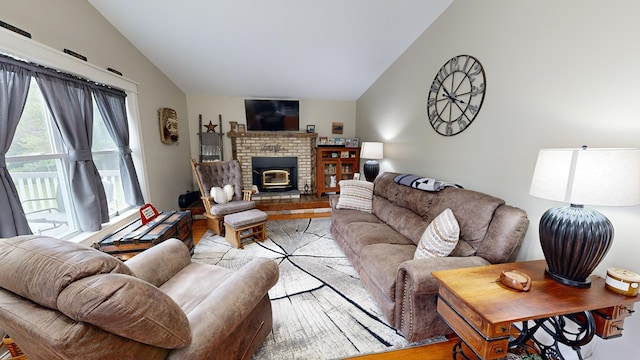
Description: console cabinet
xmin=316 ymin=147 xmax=360 ymax=196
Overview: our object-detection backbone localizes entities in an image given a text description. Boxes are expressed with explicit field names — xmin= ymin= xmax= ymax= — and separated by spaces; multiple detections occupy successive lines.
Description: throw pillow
xmin=223 ymin=184 xmax=235 ymax=201
xmin=335 ymin=180 xmax=374 ymax=213
xmin=414 ymin=208 xmax=460 ymax=259
xmin=210 ymin=186 xmax=229 ymax=204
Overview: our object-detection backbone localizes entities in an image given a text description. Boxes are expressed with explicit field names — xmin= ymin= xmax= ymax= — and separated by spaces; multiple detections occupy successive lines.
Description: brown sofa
xmin=330 ymin=172 xmax=529 ymax=342
xmin=0 ymin=236 xmax=278 ymax=359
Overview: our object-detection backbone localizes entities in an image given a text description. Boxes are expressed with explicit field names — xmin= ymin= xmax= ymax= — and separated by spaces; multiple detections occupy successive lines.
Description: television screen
xmin=245 ymin=99 xmax=299 ymax=131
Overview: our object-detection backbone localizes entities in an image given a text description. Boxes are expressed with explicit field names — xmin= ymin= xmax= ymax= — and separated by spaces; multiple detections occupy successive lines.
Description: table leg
xmin=510 ymin=311 xmax=596 ymax=360
xmin=452 ymin=340 xmax=476 ymax=360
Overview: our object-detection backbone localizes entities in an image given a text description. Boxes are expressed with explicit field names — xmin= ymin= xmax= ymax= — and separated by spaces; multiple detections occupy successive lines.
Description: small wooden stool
xmin=224 ymin=209 xmax=268 ymax=249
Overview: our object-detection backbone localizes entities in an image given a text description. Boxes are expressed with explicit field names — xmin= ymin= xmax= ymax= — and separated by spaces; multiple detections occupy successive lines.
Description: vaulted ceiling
xmin=89 ymin=0 xmax=452 ymax=101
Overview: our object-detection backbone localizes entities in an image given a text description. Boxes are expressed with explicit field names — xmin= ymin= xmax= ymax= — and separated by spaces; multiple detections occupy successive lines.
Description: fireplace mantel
xmin=228 ymin=131 xmax=317 ymax=194
xmin=227 ymin=131 xmax=317 ymax=139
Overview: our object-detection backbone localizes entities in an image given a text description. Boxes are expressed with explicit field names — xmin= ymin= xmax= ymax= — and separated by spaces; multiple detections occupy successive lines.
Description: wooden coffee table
xmin=432 ymin=260 xmax=639 ymax=360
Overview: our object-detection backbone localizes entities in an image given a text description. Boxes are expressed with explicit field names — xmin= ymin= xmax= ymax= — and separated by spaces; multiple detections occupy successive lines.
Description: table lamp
xmin=361 ymin=142 xmax=384 ymax=182
xmin=529 ymin=146 xmax=640 ymax=287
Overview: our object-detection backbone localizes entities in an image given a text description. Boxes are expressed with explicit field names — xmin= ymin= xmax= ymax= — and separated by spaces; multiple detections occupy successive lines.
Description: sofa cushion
xmin=209 ymin=200 xmax=255 ymax=216
xmin=58 ymin=273 xmax=191 ymax=349
xmin=340 ymin=222 xmax=415 ymax=255
xmin=414 ymin=208 xmax=459 ymax=259
xmin=0 ymin=235 xmax=132 ymax=311
xmin=360 ymin=244 xmax=416 ymax=299
xmin=336 ymin=180 xmax=374 ymax=212
xmin=373 ymin=173 xmax=505 ymax=250
xmin=451 ymin=240 xmax=476 ymax=257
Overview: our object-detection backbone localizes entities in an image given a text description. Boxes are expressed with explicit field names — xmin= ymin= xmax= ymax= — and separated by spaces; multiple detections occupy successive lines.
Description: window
xmin=1 ymin=33 xmax=145 ymax=240
xmin=6 ymin=79 xmax=132 ymax=237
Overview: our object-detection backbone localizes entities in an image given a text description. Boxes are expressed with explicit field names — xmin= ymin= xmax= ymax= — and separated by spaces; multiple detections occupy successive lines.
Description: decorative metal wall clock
xmin=427 ymin=55 xmax=486 ymax=136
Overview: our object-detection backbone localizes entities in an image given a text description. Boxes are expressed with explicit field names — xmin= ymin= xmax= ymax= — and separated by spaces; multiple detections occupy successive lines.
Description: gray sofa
xmin=330 ymin=172 xmax=529 ymax=342
xmin=0 ymin=236 xmax=278 ymax=359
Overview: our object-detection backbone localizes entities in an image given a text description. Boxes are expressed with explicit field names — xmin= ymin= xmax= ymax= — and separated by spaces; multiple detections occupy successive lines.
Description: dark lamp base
xmin=363 ymin=160 xmax=379 ymax=182
xmin=544 ymin=268 xmax=592 ymax=288
xmin=539 ymin=205 xmax=613 ymax=288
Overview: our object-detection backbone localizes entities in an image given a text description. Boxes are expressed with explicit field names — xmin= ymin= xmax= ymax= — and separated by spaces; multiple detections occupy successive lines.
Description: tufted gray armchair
xmin=190 ymin=159 xmax=256 ymax=235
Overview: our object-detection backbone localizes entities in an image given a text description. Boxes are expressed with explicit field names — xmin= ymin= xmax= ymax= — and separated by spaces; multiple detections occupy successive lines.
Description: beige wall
xmin=357 ymin=0 xmax=640 ymax=355
xmin=3 ymin=0 xmax=192 ymax=212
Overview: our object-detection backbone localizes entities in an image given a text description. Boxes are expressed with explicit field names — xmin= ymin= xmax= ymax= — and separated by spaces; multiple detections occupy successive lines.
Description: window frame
xmin=1 ymin=28 xmax=149 ymax=243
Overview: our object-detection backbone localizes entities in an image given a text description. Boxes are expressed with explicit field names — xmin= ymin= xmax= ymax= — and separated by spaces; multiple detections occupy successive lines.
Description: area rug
xmin=192 ymin=218 xmax=446 ymax=359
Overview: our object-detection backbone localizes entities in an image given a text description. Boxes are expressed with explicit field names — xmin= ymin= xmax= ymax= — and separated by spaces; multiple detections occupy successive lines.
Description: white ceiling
xmin=88 ymin=0 xmax=452 ymax=101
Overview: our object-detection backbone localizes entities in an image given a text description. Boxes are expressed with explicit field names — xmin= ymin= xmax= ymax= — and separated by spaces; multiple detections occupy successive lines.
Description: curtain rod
xmin=0 ymin=53 xmax=126 ymax=97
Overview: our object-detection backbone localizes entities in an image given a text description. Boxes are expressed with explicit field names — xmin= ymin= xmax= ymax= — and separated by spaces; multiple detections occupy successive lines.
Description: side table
xmin=432 ymin=260 xmax=639 ymax=360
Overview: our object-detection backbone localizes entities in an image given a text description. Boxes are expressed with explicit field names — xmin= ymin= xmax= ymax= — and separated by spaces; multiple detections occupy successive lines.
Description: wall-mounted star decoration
xmin=204 ymin=120 xmax=217 ymax=132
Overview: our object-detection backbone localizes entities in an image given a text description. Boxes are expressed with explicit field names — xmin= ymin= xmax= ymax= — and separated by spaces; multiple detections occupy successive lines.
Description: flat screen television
xmin=245 ymin=99 xmax=299 ymax=131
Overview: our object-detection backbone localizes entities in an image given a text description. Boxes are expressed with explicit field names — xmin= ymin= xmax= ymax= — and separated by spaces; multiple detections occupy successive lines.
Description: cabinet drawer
xmin=591 ymin=304 xmax=634 ymax=339
xmin=437 ymin=297 xmax=510 ymax=359
xmin=439 ymin=287 xmax=511 ymax=338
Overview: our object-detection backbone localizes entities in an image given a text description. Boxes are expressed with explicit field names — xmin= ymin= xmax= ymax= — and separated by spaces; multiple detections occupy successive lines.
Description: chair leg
xmin=206 ymin=215 xmax=224 ymax=236
xmin=256 ymin=223 xmax=266 ymax=241
xmin=224 ymin=223 xmax=243 ymax=249
xmin=223 ymin=221 xmax=266 ymax=249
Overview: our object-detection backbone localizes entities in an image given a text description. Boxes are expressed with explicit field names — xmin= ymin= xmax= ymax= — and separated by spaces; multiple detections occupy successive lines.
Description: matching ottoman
xmin=224 ymin=209 xmax=268 ymax=248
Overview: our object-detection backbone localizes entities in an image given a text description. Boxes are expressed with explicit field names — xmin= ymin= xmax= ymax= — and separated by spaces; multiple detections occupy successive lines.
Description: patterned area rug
xmin=192 ymin=218 xmax=445 ymax=359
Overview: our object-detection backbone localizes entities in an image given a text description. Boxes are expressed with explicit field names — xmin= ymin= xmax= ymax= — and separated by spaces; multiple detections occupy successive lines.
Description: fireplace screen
xmin=262 ymin=169 xmax=291 ymax=190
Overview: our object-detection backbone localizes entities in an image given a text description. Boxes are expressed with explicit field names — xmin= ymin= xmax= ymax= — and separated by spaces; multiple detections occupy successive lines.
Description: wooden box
xmin=94 ymin=211 xmax=193 ymax=261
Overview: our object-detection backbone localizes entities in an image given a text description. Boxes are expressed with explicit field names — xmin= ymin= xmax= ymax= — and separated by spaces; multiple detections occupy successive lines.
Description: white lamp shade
xmin=529 ymin=147 xmax=640 ymax=206
xmin=361 ymin=142 xmax=384 ymax=159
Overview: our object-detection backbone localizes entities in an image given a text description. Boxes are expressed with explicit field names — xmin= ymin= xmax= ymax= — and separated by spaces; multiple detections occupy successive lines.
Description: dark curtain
xmin=94 ymin=89 xmax=144 ymax=206
xmin=35 ymin=74 xmax=109 ymax=232
xmin=0 ymin=62 xmax=33 ymax=237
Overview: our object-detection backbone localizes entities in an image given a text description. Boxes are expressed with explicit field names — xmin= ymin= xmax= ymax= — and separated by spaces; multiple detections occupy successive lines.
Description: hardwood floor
xmin=189 ymin=198 xmax=466 ymax=360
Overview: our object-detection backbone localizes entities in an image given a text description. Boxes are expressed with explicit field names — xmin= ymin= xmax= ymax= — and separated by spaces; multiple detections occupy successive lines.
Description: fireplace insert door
xmin=262 ymin=169 xmax=291 ymax=190
xmin=252 ymin=157 xmax=298 ymax=192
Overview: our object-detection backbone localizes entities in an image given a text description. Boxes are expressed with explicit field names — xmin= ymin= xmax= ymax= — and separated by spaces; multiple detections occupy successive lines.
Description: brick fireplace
xmin=228 ymin=131 xmax=317 ymax=195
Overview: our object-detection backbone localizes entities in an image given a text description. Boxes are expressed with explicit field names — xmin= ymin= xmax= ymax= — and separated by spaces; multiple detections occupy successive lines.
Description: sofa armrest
xmin=168 ymin=257 xmax=279 ymax=359
xmin=393 ymin=256 xmax=491 ymax=341
xmin=329 ymin=194 xmax=340 ymax=209
xmin=125 ymin=239 xmax=192 ymax=287
xmin=396 ymin=256 xmax=490 ymax=295
xmin=476 ymin=205 xmax=529 ymax=264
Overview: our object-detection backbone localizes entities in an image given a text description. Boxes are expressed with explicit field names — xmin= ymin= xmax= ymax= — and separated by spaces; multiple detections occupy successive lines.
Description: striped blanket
xmin=393 ymin=174 xmax=462 ymax=192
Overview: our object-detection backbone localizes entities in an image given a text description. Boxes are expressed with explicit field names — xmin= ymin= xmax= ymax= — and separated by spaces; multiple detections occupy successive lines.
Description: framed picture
xmin=353 ymin=173 xmax=361 ymax=180
xmin=159 ymin=107 xmax=179 ymax=144
xmin=332 ymin=122 xmax=344 ymax=134
xmin=229 ymin=121 xmax=238 ymax=133
xmin=306 ymin=125 xmax=316 ymax=133
xmin=238 ymin=124 xmax=246 ymax=133
xmin=335 ymin=137 xmax=345 ymax=146
xmin=345 ymin=138 xmax=352 ymax=147
xmin=340 ymin=151 xmax=349 ymax=158
xmin=328 ymin=138 xmax=335 ymax=145
xmin=350 ymin=138 xmax=359 ymax=148
xmin=318 ymin=136 xmax=328 ymax=145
